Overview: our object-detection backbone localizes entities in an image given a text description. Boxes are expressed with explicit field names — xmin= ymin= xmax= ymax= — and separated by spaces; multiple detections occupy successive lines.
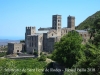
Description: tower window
xmin=58 ymin=27 xmax=60 ymax=29
xmin=52 ymin=34 xmax=53 ymax=36
xmin=58 ymin=23 xmax=60 ymax=26
xmin=58 ymin=20 xmax=60 ymax=22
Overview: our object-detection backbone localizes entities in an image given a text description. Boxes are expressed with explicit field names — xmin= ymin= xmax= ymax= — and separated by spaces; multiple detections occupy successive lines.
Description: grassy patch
xmin=0 ymin=58 xmax=47 ymax=75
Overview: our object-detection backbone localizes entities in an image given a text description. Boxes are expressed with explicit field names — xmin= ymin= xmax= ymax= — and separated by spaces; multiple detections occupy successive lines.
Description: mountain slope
xmin=76 ymin=11 xmax=100 ymax=30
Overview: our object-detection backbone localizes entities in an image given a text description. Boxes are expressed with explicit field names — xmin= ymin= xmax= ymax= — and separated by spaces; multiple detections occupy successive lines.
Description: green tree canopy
xmin=20 ymin=40 xmax=25 ymax=43
xmin=89 ymin=18 xmax=100 ymax=46
xmin=74 ymin=43 xmax=100 ymax=75
xmin=52 ymin=30 xmax=84 ymax=68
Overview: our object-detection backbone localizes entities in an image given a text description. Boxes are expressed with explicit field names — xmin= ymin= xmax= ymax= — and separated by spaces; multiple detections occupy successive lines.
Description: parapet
xmin=68 ymin=15 xmax=75 ymax=19
xmin=26 ymin=26 xmax=36 ymax=30
xmin=52 ymin=14 xmax=62 ymax=19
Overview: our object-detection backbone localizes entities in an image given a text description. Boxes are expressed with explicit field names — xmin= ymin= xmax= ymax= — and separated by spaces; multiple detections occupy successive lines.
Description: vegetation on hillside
xmin=76 ymin=11 xmax=100 ymax=30
xmin=51 ymin=17 xmax=100 ymax=75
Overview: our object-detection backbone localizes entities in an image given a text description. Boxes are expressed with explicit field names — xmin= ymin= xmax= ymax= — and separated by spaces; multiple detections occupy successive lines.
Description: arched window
xmin=58 ymin=20 xmax=60 ymax=22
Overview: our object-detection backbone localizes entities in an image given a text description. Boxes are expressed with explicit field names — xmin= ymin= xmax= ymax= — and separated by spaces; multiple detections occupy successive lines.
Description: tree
xmin=75 ymin=18 xmax=100 ymax=75
xmin=94 ymin=18 xmax=100 ymax=32
xmin=74 ymin=43 xmax=100 ymax=75
xmin=52 ymin=30 xmax=84 ymax=68
xmin=92 ymin=18 xmax=100 ymax=46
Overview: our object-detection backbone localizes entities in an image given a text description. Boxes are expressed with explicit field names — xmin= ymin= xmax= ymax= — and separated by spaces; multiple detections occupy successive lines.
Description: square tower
xmin=52 ymin=15 xmax=62 ymax=30
xmin=52 ymin=15 xmax=62 ymax=36
xmin=25 ymin=26 xmax=36 ymax=51
xmin=67 ymin=15 xmax=75 ymax=30
xmin=25 ymin=26 xmax=36 ymax=36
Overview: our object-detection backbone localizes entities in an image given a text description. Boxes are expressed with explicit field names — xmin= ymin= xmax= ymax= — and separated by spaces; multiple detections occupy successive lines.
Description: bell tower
xmin=52 ymin=15 xmax=62 ymax=36
xmin=67 ymin=15 xmax=75 ymax=30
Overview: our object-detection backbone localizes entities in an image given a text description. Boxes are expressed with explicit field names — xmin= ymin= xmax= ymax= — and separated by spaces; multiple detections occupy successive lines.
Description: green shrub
xmin=21 ymin=72 xmax=27 ymax=75
xmin=38 ymin=54 xmax=46 ymax=61
xmin=47 ymin=55 xmax=52 ymax=59
xmin=0 ymin=52 xmax=6 ymax=57
xmin=33 ymin=51 xmax=38 ymax=56
xmin=40 ymin=52 xmax=42 ymax=55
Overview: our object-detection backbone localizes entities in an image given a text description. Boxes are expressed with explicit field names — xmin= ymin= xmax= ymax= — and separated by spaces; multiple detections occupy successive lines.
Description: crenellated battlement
xmin=26 ymin=26 xmax=35 ymax=30
xmin=68 ymin=15 xmax=75 ymax=19
xmin=25 ymin=26 xmax=36 ymax=36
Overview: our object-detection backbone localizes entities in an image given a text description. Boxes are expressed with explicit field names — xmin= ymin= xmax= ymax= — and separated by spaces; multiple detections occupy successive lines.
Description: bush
xmin=21 ymin=72 xmax=27 ymax=75
xmin=47 ymin=55 xmax=52 ymax=59
xmin=0 ymin=52 xmax=6 ymax=57
xmin=33 ymin=51 xmax=38 ymax=56
xmin=40 ymin=52 xmax=42 ymax=55
xmin=38 ymin=54 xmax=46 ymax=61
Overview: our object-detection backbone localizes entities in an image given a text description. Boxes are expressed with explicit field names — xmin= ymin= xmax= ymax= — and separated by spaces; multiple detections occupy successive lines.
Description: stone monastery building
xmin=8 ymin=15 xmax=90 ymax=56
xmin=25 ymin=15 xmax=89 ymax=55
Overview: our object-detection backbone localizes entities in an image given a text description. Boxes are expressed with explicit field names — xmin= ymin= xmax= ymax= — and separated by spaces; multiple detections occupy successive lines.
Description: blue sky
xmin=0 ymin=0 xmax=100 ymax=40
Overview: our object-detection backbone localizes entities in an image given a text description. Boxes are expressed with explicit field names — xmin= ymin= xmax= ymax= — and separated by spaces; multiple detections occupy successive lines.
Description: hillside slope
xmin=76 ymin=11 xmax=100 ymax=30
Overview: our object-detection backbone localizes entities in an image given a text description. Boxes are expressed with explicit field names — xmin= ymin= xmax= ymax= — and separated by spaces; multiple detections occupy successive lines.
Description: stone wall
xmin=26 ymin=34 xmax=43 ymax=57
xmin=43 ymin=33 xmax=48 ymax=52
xmin=47 ymin=37 xmax=57 ymax=53
xmin=26 ymin=35 xmax=38 ymax=54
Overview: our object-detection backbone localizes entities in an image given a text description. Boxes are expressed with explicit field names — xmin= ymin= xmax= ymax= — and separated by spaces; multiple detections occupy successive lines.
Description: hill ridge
xmin=76 ymin=10 xmax=100 ymax=30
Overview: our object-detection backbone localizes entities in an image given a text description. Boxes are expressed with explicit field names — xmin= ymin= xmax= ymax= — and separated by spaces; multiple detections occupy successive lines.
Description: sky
xmin=0 ymin=0 xmax=100 ymax=40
